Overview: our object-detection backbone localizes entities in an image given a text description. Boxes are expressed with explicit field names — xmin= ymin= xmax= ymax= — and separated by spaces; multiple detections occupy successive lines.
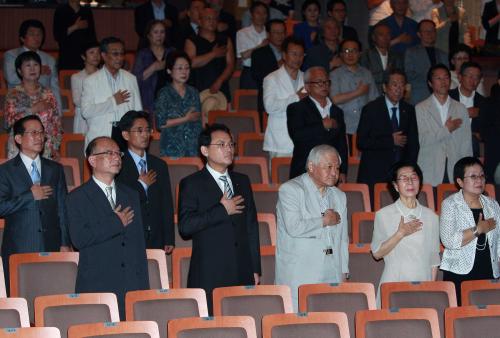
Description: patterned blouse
xmin=154 ymin=84 xmax=202 ymax=158
xmin=4 ymin=84 xmax=62 ymax=160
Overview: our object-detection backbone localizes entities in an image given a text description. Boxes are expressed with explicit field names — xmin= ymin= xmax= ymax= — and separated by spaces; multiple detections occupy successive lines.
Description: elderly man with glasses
xmin=287 ymin=66 xmax=348 ymax=181
xmin=67 ymin=136 xmax=149 ymax=318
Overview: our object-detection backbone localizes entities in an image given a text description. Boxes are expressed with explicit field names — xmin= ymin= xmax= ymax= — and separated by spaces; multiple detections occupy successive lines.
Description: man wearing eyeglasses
xmin=66 ymin=136 xmax=149 ymax=317
xmin=116 ymin=110 xmax=175 ymax=254
xmin=81 ymin=37 xmax=142 ymax=149
xmin=0 ymin=115 xmax=70 ymax=294
xmin=287 ymin=66 xmax=348 ymax=181
xmin=178 ymin=123 xmax=261 ymax=314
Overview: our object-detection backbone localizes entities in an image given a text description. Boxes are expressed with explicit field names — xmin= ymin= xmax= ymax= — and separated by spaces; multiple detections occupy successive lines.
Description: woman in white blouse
xmin=70 ymin=42 xmax=100 ymax=134
xmin=371 ymin=162 xmax=441 ymax=306
xmin=440 ymin=157 xmax=500 ymax=305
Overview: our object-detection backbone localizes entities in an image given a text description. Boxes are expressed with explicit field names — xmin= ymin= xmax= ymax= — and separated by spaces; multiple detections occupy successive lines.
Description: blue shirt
xmin=152 ymin=1 xmax=165 ymax=20
xmin=385 ymin=96 xmax=400 ymax=124
xmin=380 ymin=14 xmax=419 ymax=54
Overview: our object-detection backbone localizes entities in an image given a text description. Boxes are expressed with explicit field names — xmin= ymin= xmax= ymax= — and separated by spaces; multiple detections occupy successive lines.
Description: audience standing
xmin=67 ymin=136 xmax=149 ymax=318
xmin=330 ymin=39 xmax=379 ymax=139
xmin=5 ymin=51 xmax=62 ymax=160
xmin=276 ymin=145 xmax=349 ymax=310
xmin=207 ymin=0 xmax=237 ymax=44
xmin=134 ymin=0 xmax=178 ymax=49
xmin=132 ymin=20 xmax=173 ymax=114
xmin=250 ymin=19 xmax=286 ymax=129
xmin=405 ymin=20 xmax=448 ymax=105
xmin=71 ymin=42 xmax=100 ymax=135
xmin=449 ymin=61 xmax=486 ymax=157
xmin=379 ymin=0 xmax=418 ymax=54
xmin=287 ymin=67 xmax=348 ymax=181
xmin=327 ymin=0 xmax=359 ymax=41
xmin=449 ymin=44 xmax=486 ymax=95
xmin=236 ymin=1 xmax=269 ymax=89
xmin=155 ymin=51 xmax=202 ymax=157
xmin=3 ymin=19 xmax=61 ymax=110
xmin=81 ymin=37 xmax=142 ymax=149
xmin=440 ymin=157 xmax=500 ymax=304
xmin=263 ymin=36 xmax=306 ymax=160
xmin=360 ymin=22 xmax=404 ymax=93
xmin=357 ymin=69 xmax=419 ymax=190
xmin=116 ymin=111 xmax=175 ymax=253
xmin=371 ymin=162 xmax=440 ymax=307
xmin=178 ymin=124 xmax=261 ymax=313
xmin=241 ymin=0 xmax=285 ymax=28
xmin=53 ymin=0 xmax=97 ymax=70
xmin=303 ymin=18 xmax=342 ymax=72
xmin=185 ymin=7 xmax=235 ymax=101
xmin=0 ymin=115 xmax=69 ymax=293
xmin=416 ymin=64 xmax=472 ymax=186
xmin=173 ymin=0 xmax=206 ymax=50
xmin=293 ymin=0 xmax=321 ymax=50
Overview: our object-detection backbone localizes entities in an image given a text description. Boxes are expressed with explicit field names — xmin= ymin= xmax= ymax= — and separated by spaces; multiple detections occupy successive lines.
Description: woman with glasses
xmin=154 ymin=50 xmax=202 ymax=157
xmin=4 ymin=51 xmax=62 ymax=160
xmin=440 ymin=156 xmax=500 ymax=304
xmin=371 ymin=162 xmax=440 ymax=307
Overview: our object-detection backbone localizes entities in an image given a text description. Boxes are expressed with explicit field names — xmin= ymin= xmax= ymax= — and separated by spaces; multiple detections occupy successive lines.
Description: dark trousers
xmin=239 ymin=67 xmax=258 ymax=89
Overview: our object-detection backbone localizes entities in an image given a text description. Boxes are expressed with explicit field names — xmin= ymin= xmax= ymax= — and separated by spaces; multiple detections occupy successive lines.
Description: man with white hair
xmin=275 ymin=144 xmax=349 ymax=310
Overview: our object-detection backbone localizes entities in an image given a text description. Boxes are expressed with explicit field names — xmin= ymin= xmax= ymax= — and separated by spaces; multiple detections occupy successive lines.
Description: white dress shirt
xmin=236 ymin=24 xmax=267 ymax=67
xmin=20 ymin=152 xmax=41 ymax=177
xmin=376 ymin=47 xmax=389 ymax=70
xmin=309 ymin=96 xmax=332 ymax=119
xmin=206 ymin=164 xmax=234 ymax=194
xmin=385 ymin=96 xmax=400 ymax=123
xmin=431 ymin=94 xmax=451 ymax=125
xmin=92 ymin=176 xmax=117 ymax=204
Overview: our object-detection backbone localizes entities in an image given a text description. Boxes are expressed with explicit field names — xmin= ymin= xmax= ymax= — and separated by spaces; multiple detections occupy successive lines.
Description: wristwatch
xmin=472 ymin=226 xmax=479 ymax=237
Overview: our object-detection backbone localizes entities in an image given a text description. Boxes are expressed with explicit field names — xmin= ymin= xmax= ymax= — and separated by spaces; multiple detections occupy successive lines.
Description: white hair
xmin=306 ymin=144 xmax=341 ymax=169
xmin=304 ymin=66 xmax=327 ymax=83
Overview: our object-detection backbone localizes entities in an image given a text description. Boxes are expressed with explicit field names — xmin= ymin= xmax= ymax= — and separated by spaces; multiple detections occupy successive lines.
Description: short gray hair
xmin=306 ymin=144 xmax=341 ymax=169
xmin=322 ymin=16 xmax=341 ymax=29
xmin=304 ymin=66 xmax=327 ymax=83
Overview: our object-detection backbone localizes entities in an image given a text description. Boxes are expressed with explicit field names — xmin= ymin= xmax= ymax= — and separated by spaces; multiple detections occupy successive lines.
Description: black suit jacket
xmin=67 ymin=179 xmax=149 ymax=316
xmin=251 ymin=45 xmax=280 ymax=113
xmin=134 ymin=1 xmax=178 ymax=48
xmin=116 ymin=151 xmax=174 ymax=249
xmin=0 ymin=155 xmax=68 ymax=292
xmin=287 ymin=96 xmax=348 ymax=179
xmin=173 ymin=17 xmax=197 ymax=50
xmin=178 ymin=168 xmax=261 ymax=311
xmin=449 ymin=87 xmax=486 ymax=133
xmin=357 ymin=96 xmax=420 ymax=185
xmin=480 ymin=98 xmax=500 ymax=182
xmin=482 ymin=1 xmax=500 ymax=45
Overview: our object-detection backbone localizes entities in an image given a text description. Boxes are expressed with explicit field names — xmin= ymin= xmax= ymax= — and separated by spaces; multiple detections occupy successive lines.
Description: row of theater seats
xmin=2 ymin=271 xmax=500 ymax=338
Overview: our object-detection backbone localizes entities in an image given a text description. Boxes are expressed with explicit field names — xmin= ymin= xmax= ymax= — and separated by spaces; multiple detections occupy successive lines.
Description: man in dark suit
xmin=134 ymin=0 xmax=178 ymax=48
xmin=0 ymin=115 xmax=70 ymax=293
xmin=327 ymin=0 xmax=359 ymax=41
xmin=357 ymin=69 xmax=420 ymax=191
xmin=449 ymin=61 xmax=486 ymax=158
xmin=178 ymin=123 xmax=261 ymax=313
xmin=116 ymin=111 xmax=175 ymax=252
xmin=287 ymin=66 xmax=348 ymax=181
xmin=481 ymin=0 xmax=500 ymax=56
xmin=251 ymin=19 xmax=285 ymax=129
xmin=173 ymin=0 xmax=206 ymax=50
xmin=66 ymin=136 xmax=149 ymax=317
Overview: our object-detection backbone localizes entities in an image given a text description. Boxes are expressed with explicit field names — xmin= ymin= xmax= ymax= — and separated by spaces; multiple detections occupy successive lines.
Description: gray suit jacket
xmin=360 ymin=48 xmax=404 ymax=93
xmin=416 ymin=95 xmax=472 ymax=186
xmin=404 ymin=45 xmax=448 ymax=105
xmin=3 ymin=47 xmax=62 ymax=110
xmin=275 ymin=173 xmax=348 ymax=310
xmin=0 ymin=154 xmax=68 ymax=291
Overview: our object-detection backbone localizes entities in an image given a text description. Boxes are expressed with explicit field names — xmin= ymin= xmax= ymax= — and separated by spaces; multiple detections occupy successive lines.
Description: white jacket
xmin=81 ymin=68 xmax=142 ymax=147
xmin=440 ymin=190 xmax=500 ymax=277
xmin=263 ymin=66 xmax=303 ymax=154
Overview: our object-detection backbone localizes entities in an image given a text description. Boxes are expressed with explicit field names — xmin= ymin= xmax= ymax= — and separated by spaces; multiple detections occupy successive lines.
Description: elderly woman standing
xmin=440 ymin=157 xmax=500 ymax=304
xmin=4 ymin=51 xmax=62 ymax=160
xmin=371 ymin=162 xmax=440 ymax=306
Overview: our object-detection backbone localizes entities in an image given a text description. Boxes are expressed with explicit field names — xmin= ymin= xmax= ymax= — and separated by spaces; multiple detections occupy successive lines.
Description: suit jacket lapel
xmin=85 ymin=179 xmax=114 ymax=213
xmin=201 ymin=167 xmax=224 ymax=201
xmin=40 ymin=158 xmax=52 ymax=186
xmin=426 ymin=96 xmax=444 ymax=127
xmin=304 ymin=97 xmax=324 ymax=121
xmin=13 ymin=154 xmax=36 ymax=187
xmin=371 ymin=49 xmax=383 ymax=74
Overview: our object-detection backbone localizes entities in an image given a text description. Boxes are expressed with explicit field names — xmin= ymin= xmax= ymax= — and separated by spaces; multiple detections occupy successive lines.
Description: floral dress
xmin=4 ymin=84 xmax=62 ymax=160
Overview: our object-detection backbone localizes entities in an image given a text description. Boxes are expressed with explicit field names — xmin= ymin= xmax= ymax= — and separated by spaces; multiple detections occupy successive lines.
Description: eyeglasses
xmin=91 ymin=150 xmax=124 ymax=158
xmin=341 ymin=48 xmax=359 ymax=54
xmin=397 ymin=174 xmax=420 ymax=183
xmin=23 ymin=130 xmax=45 ymax=137
xmin=463 ymin=174 xmax=486 ymax=181
xmin=129 ymin=127 xmax=152 ymax=134
xmin=307 ymin=80 xmax=331 ymax=87
xmin=209 ymin=142 xmax=236 ymax=149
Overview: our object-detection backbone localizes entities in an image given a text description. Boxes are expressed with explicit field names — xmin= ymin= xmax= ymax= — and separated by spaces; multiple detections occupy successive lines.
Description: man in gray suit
xmin=405 ymin=19 xmax=448 ymax=105
xmin=0 ymin=115 xmax=70 ymax=294
xmin=3 ymin=19 xmax=61 ymax=109
xmin=275 ymin=144 xmax=349 ymax=310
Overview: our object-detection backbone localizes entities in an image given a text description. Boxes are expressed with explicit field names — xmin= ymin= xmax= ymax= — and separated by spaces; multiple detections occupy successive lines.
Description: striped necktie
xmin=219 ymin=175 xmax=234 ymax=199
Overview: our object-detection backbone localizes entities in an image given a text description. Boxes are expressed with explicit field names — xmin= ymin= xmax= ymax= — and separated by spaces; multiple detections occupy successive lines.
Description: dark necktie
xmin=391 ymin=107 xmax=401 ymax=162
